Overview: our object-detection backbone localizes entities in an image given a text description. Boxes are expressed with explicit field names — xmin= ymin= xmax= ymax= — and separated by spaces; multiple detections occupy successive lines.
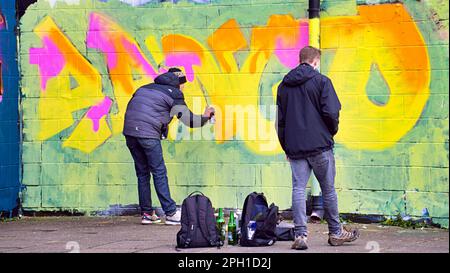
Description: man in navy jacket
xmin=124 ymin=67 xmax=214 ymax=225
xmin=277 ymin=46 xmax=359 ymax=250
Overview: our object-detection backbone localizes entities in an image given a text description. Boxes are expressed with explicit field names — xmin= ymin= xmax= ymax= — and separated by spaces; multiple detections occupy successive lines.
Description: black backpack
xmin=239 ymin=192 xmax=279 ymax=247
xmin=176 ymin=191 xmax=222 ymax=248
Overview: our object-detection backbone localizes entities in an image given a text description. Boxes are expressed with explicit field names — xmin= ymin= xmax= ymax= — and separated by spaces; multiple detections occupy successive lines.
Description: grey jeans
xmin=289 ymin=149 xmax=341 ymax=236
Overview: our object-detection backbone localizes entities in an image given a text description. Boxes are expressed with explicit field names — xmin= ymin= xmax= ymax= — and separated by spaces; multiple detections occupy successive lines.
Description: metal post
xmin=308 ymin=0 xmax=320 ymax=48
xmin=308 ymin=0 xmax=324 ymax=221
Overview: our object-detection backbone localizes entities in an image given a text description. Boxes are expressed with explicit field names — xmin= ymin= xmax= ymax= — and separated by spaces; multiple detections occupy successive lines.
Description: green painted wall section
xmin=19 ymin=0 xmax=449 ymax=227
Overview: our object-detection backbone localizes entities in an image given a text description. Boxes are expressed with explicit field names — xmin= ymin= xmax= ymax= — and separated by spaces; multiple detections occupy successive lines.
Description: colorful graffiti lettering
xmin=86 ymin=12 xmax=158 ymax=137
xmin=30 ymin=4 xmax=430 ymax=154
xmin=30 ymin=17 xmax=106 ymax=153
xmin=322 ymin=4 xmax=431 ymax=150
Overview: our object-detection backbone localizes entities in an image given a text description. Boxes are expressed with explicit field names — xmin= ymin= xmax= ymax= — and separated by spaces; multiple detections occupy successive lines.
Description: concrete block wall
xmin=17 ymin=0 xmax=449 ymax=227
xmin=0 ymin=0 xmax=20 ymax=214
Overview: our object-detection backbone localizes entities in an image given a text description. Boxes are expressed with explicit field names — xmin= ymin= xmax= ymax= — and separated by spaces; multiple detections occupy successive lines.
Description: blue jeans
xmin=289 ymin=149 xmax=341 ymax=236
xmin=125 ymin=136 xmax=177 ymax=216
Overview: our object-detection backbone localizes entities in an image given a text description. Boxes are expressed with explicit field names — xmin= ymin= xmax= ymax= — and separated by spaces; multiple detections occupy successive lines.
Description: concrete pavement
xmin=0 ymin=216 xmax=448 ymax=253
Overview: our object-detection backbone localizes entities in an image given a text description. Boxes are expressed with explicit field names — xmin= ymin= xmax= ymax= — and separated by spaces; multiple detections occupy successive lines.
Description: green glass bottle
xmin=216 ymin=208 xmax=226 ymax=245
xmin=227 ymin=211 xmax=237 ymax=245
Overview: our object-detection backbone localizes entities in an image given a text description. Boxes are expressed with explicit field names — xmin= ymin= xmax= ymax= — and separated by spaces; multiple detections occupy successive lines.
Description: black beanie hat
xmin=168 ymin=67 xmax=187 ymax=85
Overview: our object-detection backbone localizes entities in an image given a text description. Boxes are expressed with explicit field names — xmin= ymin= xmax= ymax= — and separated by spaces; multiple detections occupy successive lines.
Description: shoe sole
xmin=291 ymin=241 xmax=308 ymax=250
xmin=294 ymin=245 xmax=308 ymax=250
xmin=141 ymin=221 xmax=161 ymax=226
xmin=328 ymin=238 xmax=342 ymax=246
xmin=141 ymin=220 xmax=162 ymax=225
xmin=165 ymin=220 xmax=181 ymax=225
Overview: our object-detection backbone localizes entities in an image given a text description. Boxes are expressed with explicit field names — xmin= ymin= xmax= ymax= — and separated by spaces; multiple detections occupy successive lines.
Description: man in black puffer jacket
xmin=277 ymin=46 xmax=359 ymax=250
xmin=123 ymin=67 xmax=215 ymax=225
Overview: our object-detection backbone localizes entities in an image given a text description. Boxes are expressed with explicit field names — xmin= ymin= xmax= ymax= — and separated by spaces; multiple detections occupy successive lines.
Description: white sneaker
xmin=165 ymin=210 xmax=181 ymax=225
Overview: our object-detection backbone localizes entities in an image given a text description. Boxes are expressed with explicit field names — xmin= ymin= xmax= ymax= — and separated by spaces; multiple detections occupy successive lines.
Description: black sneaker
xmin=141 ymin=212 xmax=161 ymax=225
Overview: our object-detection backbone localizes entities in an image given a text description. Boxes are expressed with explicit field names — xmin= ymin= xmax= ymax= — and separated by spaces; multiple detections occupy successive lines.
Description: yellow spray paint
xmin=309 ymin=17 xmax=320 ymax=48
xmin=322 ymin=4 xmax=430 ymax=150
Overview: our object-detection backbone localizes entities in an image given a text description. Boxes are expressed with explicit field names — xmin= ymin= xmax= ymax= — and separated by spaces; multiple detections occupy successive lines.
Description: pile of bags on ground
xmin=176 ymin=191 xmax=294 ymax=249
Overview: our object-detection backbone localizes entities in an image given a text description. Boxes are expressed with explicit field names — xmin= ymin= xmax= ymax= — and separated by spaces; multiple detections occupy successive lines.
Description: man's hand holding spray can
xmin=203 ymin=106 xmax=215 ymax=124
xmin=197 ymin=76 xmax=215 ymax=125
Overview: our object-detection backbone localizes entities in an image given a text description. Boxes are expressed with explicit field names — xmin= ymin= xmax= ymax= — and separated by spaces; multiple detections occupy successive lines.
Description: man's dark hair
xmin=168 ymin=67 xmax=187 ymax=85
xmin=299 ymin=46 xmax=321 ymax=64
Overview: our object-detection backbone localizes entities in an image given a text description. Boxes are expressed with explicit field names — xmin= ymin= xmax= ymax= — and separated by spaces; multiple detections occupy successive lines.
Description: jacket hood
xmin=282 ymin=63 xmax=319 ymax=87
xmin=154 ymin=72 xmax=180 ymax=87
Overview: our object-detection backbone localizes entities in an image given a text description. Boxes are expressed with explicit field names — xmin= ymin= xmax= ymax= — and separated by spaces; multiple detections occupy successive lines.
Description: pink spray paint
xmin=86 ymin=13 xmax=119 ymax=69
xmin=274 ymin=22 xmax=309 ymax=69
xmin=86 ymin=97 xmax=112 ymax=132
xmin=165 ymin=53 xmax=201 ymax=82
xmin=121 ymin=37 xmax=157 ymax=78
xmin=87 ymin=13 xmax=157 ymax=79
xmin=29 ymin=37 xmax=66 ymax=90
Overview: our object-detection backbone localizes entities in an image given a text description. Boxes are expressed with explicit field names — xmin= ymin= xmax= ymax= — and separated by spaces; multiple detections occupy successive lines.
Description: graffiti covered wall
xmin=19 ymin=0 xmax=449 ymax=226
xmin=0 ymin=0 xmax=20 ymax=213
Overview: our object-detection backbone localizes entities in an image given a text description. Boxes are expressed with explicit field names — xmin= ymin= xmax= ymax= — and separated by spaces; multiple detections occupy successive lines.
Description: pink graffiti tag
xmin=165 ymin=52 xmax=201 ymax=82
xmin=87 ymin=13 xmax=157 ymax=79
xmin=29 ymin=37 xmax=65 ymax=90
xmin=86 ymin=97 xmax=112 ymax=132
xmin=274 ymin=22 xmax=309 ymax=69
xmin=86 ymin=13 xmax=119 ymax=69
xmin=121 ymin=37 xmax=158 ymax=78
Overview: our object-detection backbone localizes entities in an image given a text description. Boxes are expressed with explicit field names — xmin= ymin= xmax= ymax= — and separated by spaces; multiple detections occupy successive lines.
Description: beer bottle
xmin=216 ymin=208 xmax=226 ymax=245
xmin=227 ymin=211 xmax=237 ymax=245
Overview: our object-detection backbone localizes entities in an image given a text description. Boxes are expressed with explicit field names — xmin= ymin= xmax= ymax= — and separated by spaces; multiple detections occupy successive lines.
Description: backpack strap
xmin=241 ymin=192 xmax=258 ymax=226
xmin=240 ymin=192 xmax=257 ymax=244
xmin=188 ymin=191 xmax=205 ymax=197
xmin=183 ymin=197 xmax=198 ymax=248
